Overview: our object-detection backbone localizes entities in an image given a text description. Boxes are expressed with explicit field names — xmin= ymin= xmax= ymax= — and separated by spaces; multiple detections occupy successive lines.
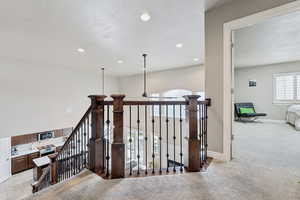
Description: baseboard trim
xmin=207 ymin=151 xmax=226 ymax=161
xmin=259 ymin=119 xmax=286 ymax=124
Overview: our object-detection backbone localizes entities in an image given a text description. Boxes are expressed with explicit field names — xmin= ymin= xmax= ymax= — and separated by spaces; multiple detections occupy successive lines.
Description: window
xmin=126 ymin=129 xmax=145 ymax=164
xmin=163 ymin=89 xmax=192 ymax=118
xmin=150 ymin=93 xmax=160 ymax=116
xmin=150 ymin=89 xmax=205 ymax=118
xmin=273 ymin=72 xmax=300 ymax=103
xmin=297 ymin=75 xmax=300 ymax=100
xmin=163 ymin=89 xmax=192 ymax=101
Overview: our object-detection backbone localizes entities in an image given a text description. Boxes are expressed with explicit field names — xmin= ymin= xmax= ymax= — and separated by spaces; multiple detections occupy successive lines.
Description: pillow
xmin=239 ymin=107 xmax=255 ymax=114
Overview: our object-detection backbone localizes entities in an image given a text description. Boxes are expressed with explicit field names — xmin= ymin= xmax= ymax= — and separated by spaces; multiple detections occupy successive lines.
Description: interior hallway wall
xmin=205 ymin=0 xmax=296 ymax=153
xmin=118 ymin=65 xmax=205 ymax=98
xmin=0 ymin=59 xmax=119 ymax=138
xmin=234 ymin=61 xmax=300 ymax=120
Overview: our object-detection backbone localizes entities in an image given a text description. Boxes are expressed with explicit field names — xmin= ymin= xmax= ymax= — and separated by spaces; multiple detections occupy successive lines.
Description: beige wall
xmin=119 ymin=65 xmax=205 ymax=98
xmin=0 ymin=59 xmax=119 ymax=138
xmin=234 ymin=61 xmax=300 ymax=120
xmin=205 ymin=0 xmax=296 ymax=153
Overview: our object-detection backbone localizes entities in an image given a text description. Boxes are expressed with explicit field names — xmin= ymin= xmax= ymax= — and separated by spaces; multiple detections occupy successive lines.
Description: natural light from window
xmin=297 ymin=75 xmax=300 ymax=100
xmin=150 ymin=89 xmax=205 ymax=117
xmin=273 ymin=72 xmax=300 ymax=103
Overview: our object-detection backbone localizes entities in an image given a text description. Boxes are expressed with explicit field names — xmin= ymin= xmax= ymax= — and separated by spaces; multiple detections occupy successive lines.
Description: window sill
xmin=273 ymin=101 xmax=300 ymax=105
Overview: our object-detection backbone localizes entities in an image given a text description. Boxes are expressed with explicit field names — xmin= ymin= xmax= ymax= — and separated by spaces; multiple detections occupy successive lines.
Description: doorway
xmin=223 ymin=0 xmax=300 ymax=161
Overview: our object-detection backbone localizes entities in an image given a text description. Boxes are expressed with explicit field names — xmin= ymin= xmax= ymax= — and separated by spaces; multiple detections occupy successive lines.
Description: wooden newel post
xmin=184 ymin=95 xmax=201 ymax=172
xmin=111 ymin=94 xmax=126 ymax=179
xmin=88 ymin=95 xmax=107 ymax=173
xmin=49 ymin=153 xmax=58 ymax=184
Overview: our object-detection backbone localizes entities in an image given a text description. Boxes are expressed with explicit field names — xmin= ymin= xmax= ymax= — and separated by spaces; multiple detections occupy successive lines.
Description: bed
xmin=286 ymin=105 xmax=300 ymax=131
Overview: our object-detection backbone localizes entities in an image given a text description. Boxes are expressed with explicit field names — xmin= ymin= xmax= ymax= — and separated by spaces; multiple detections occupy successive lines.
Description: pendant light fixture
xmin=142 ymin=54 xmax=148 ymax=97
xmin=101 ymin=67 xmax=105 ymax=95
xmin=141 ymin=54 xmax=177 ymax=100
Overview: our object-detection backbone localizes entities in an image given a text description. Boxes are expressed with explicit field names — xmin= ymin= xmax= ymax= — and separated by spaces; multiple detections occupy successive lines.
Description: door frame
xmin=0 ymin=137 xmax=11 ymax=183
xmin=223 ymin=0 xmax=300 ymax=161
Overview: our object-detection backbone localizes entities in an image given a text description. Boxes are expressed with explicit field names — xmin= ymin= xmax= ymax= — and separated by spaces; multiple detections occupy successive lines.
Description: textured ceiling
xmin=0 ymin=0 xmax=233 ymax=76
xmin=235 ymin=10 xmax=300 ymax=68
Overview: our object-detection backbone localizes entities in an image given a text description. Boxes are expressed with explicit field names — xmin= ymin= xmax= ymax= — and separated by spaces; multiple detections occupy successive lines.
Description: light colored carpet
xmin=0 ymin=169 xmax=33 ymax=200
xmin=233 ymin=121 xmax=300 ymax=168
xmin=1 ymin=122 xmax=300 ymax=200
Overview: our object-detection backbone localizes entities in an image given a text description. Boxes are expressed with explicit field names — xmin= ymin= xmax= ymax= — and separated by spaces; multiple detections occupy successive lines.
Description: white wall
xmin=119 ymin=65 xmax=205 ymax=98
xmin=0 ymin=61 xmax=203 ymax=139
xmin=0 ymin=59 xmax=119 ymax=138
xmin=205 ymin=0 xmax=296 ymax=153
xmin=234 ymin=61 xmax=300 ymax=120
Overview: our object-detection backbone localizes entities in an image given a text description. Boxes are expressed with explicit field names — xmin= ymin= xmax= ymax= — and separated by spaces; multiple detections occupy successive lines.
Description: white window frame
xmin=150 ymin=90 xmax=205 ymax=118
xmin=273 ymin=72 xmax=300 ymax=104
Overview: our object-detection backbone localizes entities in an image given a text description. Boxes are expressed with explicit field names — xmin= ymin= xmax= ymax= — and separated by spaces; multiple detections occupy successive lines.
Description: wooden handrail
xmin=124 ymin=101 xmax=187 ymax=105
xmin=102 ymin=99 xmax=211 ymax=106
xmin=56 ymin=106 xmax=92 ymax=157
xmin=32 ymin=106 xmax=92 ymax=193
xmin=32 ymin=166 xmax=51 ymax=193
xmin=32 ymin=95 xmax=211 ymax=192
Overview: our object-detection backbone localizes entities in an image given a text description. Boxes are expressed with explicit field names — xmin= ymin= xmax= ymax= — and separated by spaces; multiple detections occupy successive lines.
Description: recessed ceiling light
xmin=117 ymin=60 xmax=124 ymax=64
xmin=176 ymin=43 xmax=183 ymax=48
xmin=140 ymin=12 xmax=151 ymax=22
xmin=77 ymin=48 xmax=85 ymax=53
xmin=193 ymin=58 xmax=199 ymax=62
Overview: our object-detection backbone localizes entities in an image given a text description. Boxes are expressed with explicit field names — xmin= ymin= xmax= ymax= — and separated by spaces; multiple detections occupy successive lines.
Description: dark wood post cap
xmin=88 ymin=95 xmax=107 ymax=101
xmin=183 ymin=95 xmax=201 ymax=101
xmin=206 ymin=98 xmax=211 ymax=106
xmin=48 ymin=153 xmax=58 ymax=162
xmin=111 ymin=94 xmax=126 ymax=100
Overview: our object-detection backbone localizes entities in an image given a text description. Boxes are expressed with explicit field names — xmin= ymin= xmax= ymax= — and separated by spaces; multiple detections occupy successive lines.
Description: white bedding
xmin=287 ymin=105 xmax=300 ymax=131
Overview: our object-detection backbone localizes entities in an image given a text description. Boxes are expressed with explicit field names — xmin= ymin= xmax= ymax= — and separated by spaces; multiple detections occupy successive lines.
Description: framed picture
xmin=249 ymin=80 xmax=256 ymax=87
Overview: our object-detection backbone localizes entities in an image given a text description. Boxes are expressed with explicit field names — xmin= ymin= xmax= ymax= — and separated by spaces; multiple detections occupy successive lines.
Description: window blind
xmin=273 ymin=72 xmax=300 ymax=103
xmin=297 ymin=75 xmax=300 ymax=100
xmin=275 ymin=75 xmax=294 ymax=101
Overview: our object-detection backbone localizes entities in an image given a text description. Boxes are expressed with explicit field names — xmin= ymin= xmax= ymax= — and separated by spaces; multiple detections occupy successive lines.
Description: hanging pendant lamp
xmin=142 ymin=54 xmax=148 ymax=97
xmin=141 ymin=54 xmax=177 ymax=100
xmin=101 ymin=67 xmax=105 ymax=95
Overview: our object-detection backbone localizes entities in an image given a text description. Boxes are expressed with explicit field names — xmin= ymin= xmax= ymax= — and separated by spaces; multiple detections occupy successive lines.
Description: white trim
xmin=273 ymin=72 xmax=300 ymax=104
xmin=207 ymin=151 xmax=226 ymax=161
xmin=223 ymin=1 xmax=300 ymax=162
xmin=0 ymin=137 xmax=11 ymax=183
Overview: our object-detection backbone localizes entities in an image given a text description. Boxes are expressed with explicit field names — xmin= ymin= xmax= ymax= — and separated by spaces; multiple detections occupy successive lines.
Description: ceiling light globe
xmin=77 ymin=48 xmax=85 ymax=53
xmin=140 ymin=13 xmax=151 ymax=22
xmin=176 ymin=43 xmax=183 ymax=48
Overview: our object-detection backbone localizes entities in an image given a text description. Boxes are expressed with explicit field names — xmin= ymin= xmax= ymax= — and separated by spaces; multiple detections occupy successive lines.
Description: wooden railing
xmin=54 ymin=106 xmax=92 ymax=183
xmin=32 ymin=94 xmax=211 ymax=192
xmin=96 ymin=95 xmax=210 ymax=178
xmin=32 ymin=105 xmax=92 ymax=193
xmin=31 ymin=166 xmax=51 ymax=193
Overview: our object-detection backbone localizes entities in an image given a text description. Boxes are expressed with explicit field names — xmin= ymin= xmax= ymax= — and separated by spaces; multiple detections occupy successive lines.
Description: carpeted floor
xmin=1 ymin=122 xmax=300 ymax=200
xmin=0 ymin=169 xmax=33 ymax=200
xmin=233 ymin=121 xmax=300 ymax=168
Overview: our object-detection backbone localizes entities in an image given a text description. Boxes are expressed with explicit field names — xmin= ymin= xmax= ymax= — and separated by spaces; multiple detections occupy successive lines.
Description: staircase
xmin=32 ymin=106 xmax=92 ymax=192
xmin=32 ymin=94 xmax=211 ymax=193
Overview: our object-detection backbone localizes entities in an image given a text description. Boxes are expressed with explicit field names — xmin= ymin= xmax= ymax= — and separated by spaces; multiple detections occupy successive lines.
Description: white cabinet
xmin=0 ymin=137 xmax=11 ymax=183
